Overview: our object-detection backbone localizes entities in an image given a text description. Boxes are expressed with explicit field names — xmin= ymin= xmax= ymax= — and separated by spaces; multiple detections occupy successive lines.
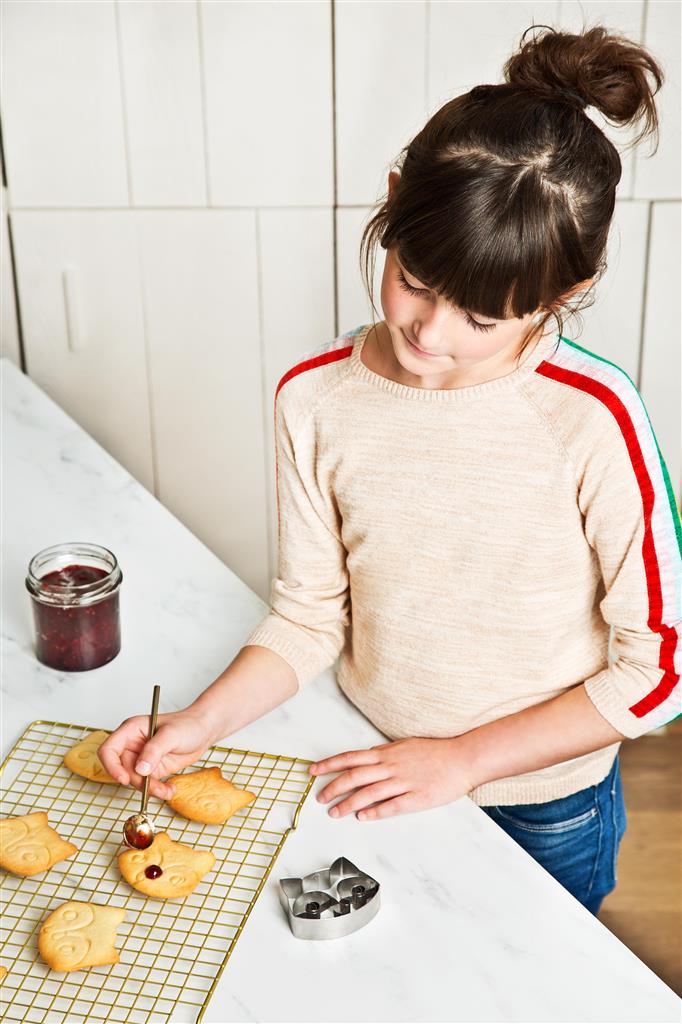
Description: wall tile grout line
xmin=113 ymin=0 xmax=134 ymax=207
xmin=9 ymin=197 xmax=675 ymax=214
xmin=195 ymin=0 xmax=212 ymax=207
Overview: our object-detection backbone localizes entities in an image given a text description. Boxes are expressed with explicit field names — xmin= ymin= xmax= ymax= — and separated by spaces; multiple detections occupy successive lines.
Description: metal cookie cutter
xmin=279 ymin=856 xmax=380 ymax=940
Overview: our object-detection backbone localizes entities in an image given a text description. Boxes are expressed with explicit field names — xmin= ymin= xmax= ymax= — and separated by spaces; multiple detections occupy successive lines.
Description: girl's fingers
xmin=119 ymin=749 xmax=176 ymax=800
xmin=310 ymin=748 xmax=382 ymax=776
xmin=134 ymin=724 xmax=182 ymax=778
xmin=357 ymin=793 xmax=415 ymax=821
xmin=148 ymin=777 xmax=176 ymax=801
xmin=99 ymin=716 xmax=156 ymax=779
xmin=317 ymin=765 xmax=390 ymax=804
xmin=120 ymin=749 xmax=145 ymax=791
xmin=99 ymin=714 xmax=174 ymax=782
xmin=98 ymin=726 xmax=139 ymax=784
xmin=329 ymin=780 xmax=407 ymax=819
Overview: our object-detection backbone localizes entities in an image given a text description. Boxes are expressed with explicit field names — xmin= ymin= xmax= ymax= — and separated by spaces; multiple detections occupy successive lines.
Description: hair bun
xmin=504 ymin=23 xmax=664 ymax=146
xmin=554 ymin=86 xmax=588 ymax=110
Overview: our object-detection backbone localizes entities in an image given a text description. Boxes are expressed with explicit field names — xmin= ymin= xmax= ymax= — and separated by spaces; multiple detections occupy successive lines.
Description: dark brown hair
xmin=360 ymin=22 xmax=664 ymax=360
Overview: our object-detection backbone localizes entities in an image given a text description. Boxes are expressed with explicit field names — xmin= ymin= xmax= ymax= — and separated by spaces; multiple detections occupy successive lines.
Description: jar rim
xmin=25 ymin=542 xmax=122 ymax=607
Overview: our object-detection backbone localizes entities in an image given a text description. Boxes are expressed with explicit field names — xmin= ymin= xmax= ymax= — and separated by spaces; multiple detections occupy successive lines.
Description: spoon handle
xmin=140 ymin=684 xmax=161 ymax=815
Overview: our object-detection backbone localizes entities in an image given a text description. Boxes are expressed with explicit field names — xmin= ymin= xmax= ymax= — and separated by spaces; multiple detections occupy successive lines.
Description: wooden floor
xmin=598 ymin=717 xmax=682 ymax=996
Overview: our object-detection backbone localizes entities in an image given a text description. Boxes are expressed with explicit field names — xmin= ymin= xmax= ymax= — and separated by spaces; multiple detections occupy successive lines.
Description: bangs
xmin=391 ymin=158 xmax=577 ymax=322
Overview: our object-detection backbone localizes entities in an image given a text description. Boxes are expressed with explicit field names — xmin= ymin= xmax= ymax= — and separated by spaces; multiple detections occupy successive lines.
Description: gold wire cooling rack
xmin=0 ymin=719 xmax=315 ymax=1024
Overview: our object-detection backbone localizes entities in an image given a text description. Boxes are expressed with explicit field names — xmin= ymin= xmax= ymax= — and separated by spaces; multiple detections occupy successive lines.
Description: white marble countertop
xmin=2 ymin=356 xmax=680 ymax=1023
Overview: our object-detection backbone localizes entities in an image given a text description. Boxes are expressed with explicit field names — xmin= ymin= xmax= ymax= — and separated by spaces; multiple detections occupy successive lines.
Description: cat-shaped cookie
xmin=167 ymin=767 xmax=255 ymax=824
xmin=39 ymin=901 xmax=125 ymax=972
xmin=118 ymin=832 xmax=215 ymax=899
xmin=64 ymin=730 xmax=117 ymax=784
xmin=0 ymin=812 xmax=78 ymax=877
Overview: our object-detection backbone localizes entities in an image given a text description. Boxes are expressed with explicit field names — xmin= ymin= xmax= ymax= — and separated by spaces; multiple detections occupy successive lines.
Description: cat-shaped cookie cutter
xmin=279 ymin=856 xmax=380 ymax=939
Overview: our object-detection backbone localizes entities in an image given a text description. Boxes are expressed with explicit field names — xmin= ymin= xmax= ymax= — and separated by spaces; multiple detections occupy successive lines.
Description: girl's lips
xmin=405 ymin=334 xmax=442 ymax=358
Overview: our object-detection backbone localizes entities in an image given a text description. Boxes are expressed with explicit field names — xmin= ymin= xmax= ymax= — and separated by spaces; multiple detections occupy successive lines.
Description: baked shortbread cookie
xmin=0 ymin=812 xmax=78 ymax=877
xmin=167 ymin=767 xmax=255 ymax=824
xmin=118 ymin=832 xmax=215 ymax=899
xmin=39 ymin=901 xmax=125 ymax=972
xmin=64 ymin=730 xmax=117 ymax=784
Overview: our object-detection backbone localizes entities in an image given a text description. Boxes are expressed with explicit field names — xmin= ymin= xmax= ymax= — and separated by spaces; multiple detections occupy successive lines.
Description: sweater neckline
xmin=348 ymin=322 xmax=561 ymax=402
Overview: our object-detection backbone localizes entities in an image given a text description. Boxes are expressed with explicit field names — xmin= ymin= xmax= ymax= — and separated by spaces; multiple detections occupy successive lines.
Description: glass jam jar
xmin=25 ymin=543 xmax=122 ymax=672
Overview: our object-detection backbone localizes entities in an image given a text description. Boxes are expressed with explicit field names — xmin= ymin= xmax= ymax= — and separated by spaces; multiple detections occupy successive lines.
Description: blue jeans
xmin=480 ymin=754 xmax=627 ymax=915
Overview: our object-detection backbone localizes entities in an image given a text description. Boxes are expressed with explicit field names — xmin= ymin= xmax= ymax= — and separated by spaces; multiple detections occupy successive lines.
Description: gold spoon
xmin=122 ymin=684 xmax=160 ymax=849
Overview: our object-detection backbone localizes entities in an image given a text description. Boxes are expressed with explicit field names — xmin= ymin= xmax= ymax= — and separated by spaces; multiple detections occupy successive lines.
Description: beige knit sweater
xmin=244 ymin=322 xmax=682 ymax=805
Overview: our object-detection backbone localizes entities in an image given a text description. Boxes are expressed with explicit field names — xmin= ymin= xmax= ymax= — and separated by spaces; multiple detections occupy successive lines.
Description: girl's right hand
xmin=98 ymin=708 xmax=216 ymax=800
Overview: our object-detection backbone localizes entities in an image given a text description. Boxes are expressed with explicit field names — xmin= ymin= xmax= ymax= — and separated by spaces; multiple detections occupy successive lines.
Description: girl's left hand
xmin=309 ymin=737 xmax=474 ymax=820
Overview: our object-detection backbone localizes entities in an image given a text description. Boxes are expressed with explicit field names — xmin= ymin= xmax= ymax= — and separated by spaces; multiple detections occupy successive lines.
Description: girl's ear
xmin=387 ymin=171 xmax=400 ymax=199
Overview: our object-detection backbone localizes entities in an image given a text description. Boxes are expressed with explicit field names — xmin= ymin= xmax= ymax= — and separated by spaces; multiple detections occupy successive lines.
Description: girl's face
xmin=379 ymin=243 xmax=546 ymax=390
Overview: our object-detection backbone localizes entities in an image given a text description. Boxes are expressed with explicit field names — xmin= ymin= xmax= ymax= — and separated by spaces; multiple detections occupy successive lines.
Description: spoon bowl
xmin=123 ymin=812 xmax=155 ymax=850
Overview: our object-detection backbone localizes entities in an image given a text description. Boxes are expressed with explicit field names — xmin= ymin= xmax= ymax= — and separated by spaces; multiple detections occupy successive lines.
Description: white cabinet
xmin=335 ymin=0 xmax=428 ymax=205
xmin=137 ymin=210 xmax=269 ymax=598
xmin=561 ymin=200 xmax=650 ymax=382
xmin=118 ymin=0 xmax=207 ymax=206
xmin=336 ymin=204 xmax=385 ymax=329
xmin=258 ymin=207 xmax=337 ymax=582
xmin=200 ymin=0 xmax=333 ymax=206
xmin=138 ymin=208 xmax=336 ymax=597
xmin=640 ymin=202 xmax=682 ymax=499
xmin=634 ymin=0 xmax=682 ymax=199
xmin=1 ymin=1 xmax=128 ymax=207
xmin=10 ymin=212 xmax=154 ymax=489
xmin=9 ymin=206 xmax=338 ymax=604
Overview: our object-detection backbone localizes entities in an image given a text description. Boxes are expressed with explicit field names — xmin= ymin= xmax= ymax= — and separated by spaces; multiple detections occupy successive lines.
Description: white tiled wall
xmin=1 ymin=0 xmax=680 ymax=602
xmin=118 ymin=0 xmax=207 ymax=207
xmin=8 ymin=211 xmax=154 ymax=489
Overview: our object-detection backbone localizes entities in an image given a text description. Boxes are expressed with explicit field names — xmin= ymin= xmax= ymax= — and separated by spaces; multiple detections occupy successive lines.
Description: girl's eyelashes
xmin=396 ymin=270 xmax=496 ymax=333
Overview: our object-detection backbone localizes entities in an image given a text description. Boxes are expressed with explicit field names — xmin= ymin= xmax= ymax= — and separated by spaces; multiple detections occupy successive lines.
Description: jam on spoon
xmin=123 ymin=814 xmax=155 ymax=850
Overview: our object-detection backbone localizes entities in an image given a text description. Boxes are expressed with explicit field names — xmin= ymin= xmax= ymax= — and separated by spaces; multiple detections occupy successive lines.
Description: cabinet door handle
xmin=62 ymin=266 xmax=84 ymax=352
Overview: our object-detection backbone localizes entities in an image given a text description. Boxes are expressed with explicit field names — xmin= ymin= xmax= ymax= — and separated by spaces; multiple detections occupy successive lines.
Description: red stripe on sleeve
xmin=537 ymin=360 xmax=680 ymax=718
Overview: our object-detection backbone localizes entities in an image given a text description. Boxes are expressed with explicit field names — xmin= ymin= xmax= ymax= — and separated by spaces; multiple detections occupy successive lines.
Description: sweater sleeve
xmin=579 ymin=395 xmax=682 ymax=739
xmin=242 ymin=385 xmax=351 ymax=691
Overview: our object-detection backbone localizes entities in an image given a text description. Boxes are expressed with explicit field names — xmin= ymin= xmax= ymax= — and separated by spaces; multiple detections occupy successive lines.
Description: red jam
xmin=123 ymin=815 xmax=155 ymax=850
xmin=145 ymin=865 xmax=163 ymax=879
xmin=26 ymin=546 xmax=122 ymax=672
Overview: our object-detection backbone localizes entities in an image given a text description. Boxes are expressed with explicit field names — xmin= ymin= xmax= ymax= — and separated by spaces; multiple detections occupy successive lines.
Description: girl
xmin=100 ymin=23 xmax=681 ymax=916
